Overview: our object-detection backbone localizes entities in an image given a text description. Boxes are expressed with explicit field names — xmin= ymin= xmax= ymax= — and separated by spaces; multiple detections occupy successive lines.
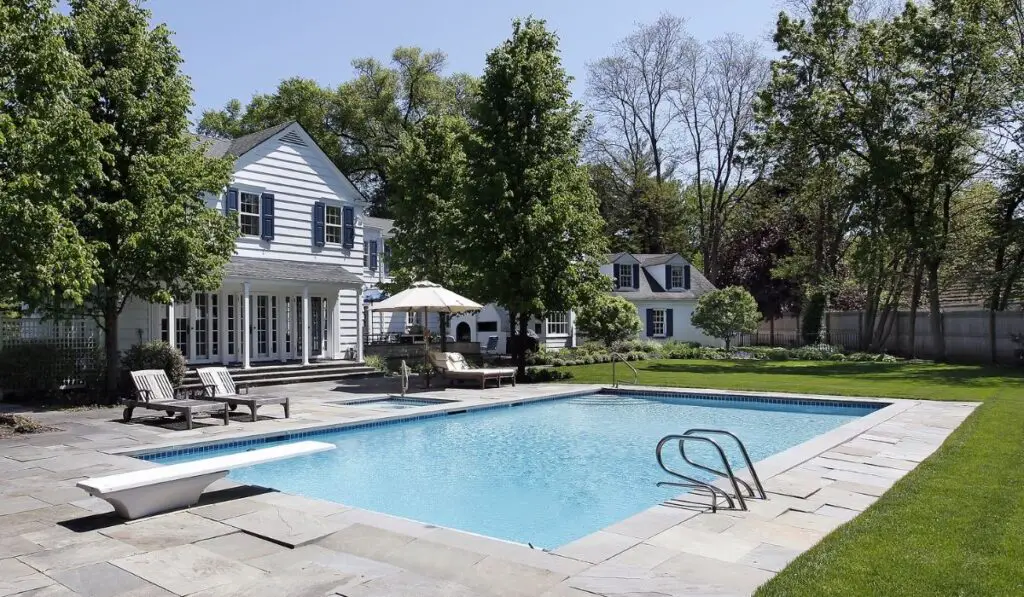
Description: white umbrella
xmin=372 ymin=281 xmax=483 ymax=352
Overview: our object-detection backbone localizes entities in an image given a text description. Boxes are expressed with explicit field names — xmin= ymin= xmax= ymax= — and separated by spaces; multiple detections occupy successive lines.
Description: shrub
xmin=691 ymin=286 xmax=762 ymax=349
xmin=580 ymin=341 xmax=606 ymax=355
xmin=519 ymin=367 xmax=573 ymax=383
xmin=364 ymin=354 xmax=387 ymax=373
xmin=828 ymin=352 xmax=847 ymax=361
xmin=582 ymin=356 xmax=595 ymax=365
xmin=0 ymin=340 xmax=90 ymax=402
xmin=122 ymin=341 xmax=187 ymax=387
xmin=576 ymin=295 xmax=643 ymax=348
xmin=550 ymin=358 xmax=566 ymax=367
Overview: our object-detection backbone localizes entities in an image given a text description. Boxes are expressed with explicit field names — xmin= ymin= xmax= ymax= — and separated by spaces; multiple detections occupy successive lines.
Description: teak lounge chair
xmin=197 ymin=367 xmax=290 ymax=422
xmin=125 ymin=369 xmax=228 ymax=429
xmin=430 ymin=352 xmax=516 ymax=389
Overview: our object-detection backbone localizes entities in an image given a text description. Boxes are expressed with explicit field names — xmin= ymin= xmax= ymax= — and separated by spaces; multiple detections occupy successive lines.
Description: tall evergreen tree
xmin=465 ymin=17 xmax=608 ymax=375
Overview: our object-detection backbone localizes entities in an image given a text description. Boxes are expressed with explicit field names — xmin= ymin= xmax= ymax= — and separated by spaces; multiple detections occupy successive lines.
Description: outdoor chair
xmin=125 ymin=369 xmax=228 ymax=430
xmin=483 ymin=335 xmax=500 ymax=356
xmin=197 ymin=367 xmax=290 ymax=422
xmin=429 ymin=352 xmax=516 ymax=389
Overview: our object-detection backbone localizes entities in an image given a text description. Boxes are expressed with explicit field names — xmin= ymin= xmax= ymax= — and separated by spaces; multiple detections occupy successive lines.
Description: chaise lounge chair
xmin=197 ymin=367 xmax=291 ymax=422
xmin=125 ymin=369 xmax=228 ymax=430
xmin=429 ymin=352 xmax=517 ymax=389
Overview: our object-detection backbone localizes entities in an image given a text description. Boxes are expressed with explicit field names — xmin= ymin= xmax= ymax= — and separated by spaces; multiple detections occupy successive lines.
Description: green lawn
xmin=561 ymin=360 xmax=1024 ymax=596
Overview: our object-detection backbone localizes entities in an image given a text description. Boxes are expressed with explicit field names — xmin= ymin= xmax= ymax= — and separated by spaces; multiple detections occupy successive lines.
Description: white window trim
xmin=546 ymin=312 xmax=569 ymax=336
xmin=670 ymin=265 xmax=684 ymax=289
xmin=651 ymin=308 xmax=666 ymax=337
xmin=616 ymin=263 xmax=634 ymax=289
xmin=325 ymin=204 xmax=343 ymax=245
xmin=238 ymin=191 xmax=261 ymax=238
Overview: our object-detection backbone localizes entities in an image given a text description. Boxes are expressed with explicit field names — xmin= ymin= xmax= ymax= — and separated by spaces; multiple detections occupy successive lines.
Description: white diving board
xmin=78 ymin=440 xmax=335 ymax=519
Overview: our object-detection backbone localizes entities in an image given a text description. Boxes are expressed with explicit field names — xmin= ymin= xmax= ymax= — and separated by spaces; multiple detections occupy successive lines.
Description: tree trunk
xmin=926 ymin=260 xmax=946 ymax=362
xmin=104 ymin=307 xmax=120 ymax=400
xmin=516 ymin=313 xmax=529 ymax=377
xmin=908 ymin=260 xmax=924 ymax=358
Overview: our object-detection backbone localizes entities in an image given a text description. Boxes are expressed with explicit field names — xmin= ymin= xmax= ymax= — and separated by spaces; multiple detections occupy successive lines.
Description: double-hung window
xmin=325 ymin=206 xmax=342 ymax=244
xmin=615 ymin=264 xmax=633 ymax=289
xmin=670 ymin=266 xmax=685 ymax=289
xmin=239 ymin=192 xmax=260 ymax=236
xmin=651 ymin=309 xmax=666 ymax=337
xmin=546 ymin=312 xmax=568 ymax=335
xmin=362 ymin=241 xmax=369 ymax=267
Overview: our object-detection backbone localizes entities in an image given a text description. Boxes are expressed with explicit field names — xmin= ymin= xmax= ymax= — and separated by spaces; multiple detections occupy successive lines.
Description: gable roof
xmin=364 ymin=216 xmax=394 ymax=236
xmin=609 ymin=253 xmax=716 ymax=301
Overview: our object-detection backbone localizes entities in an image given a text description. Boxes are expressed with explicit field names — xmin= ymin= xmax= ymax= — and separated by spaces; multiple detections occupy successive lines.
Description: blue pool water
xmin=332 ymin=397 xmax=447 ymax=410
xmin=150 ymin=392 xmax=878 ymax=548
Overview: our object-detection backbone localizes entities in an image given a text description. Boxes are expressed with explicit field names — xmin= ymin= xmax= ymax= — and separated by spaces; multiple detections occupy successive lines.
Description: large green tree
xmin=465 ymin=17 xmax=609 ymax=375
xmin=198 ymin=48 xmax=476 ymax=215
xmin=0 ymin=0 xmax=103 ymax=308
xmin=62 ymin=0 xmax=237 ymax=394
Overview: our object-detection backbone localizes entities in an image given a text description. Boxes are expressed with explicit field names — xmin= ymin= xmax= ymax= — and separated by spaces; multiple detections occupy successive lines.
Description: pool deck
xmin=0 ymin=379 xmax=977 ymax=597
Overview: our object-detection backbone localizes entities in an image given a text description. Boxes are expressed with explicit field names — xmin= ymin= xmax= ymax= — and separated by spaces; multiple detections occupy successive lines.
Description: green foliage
xmin=520 ymin=367 xmax=573 ymax=383
xmin=0 ymin=340 xmax=99 ymax=402
xmin=691 ymin=286 xmax=762 ymax=349
xmin=387 ymin=114 xmax=473 ymax=293
xmin=0 ymin=0 xmax=104 ymax=307
xmin=198 ymin=49 xmax=477 ymax=214
xmin=363 ymin=354 xmax=386 ymax=373
xmin=465 ymin=18 xmax=609 ymax=373
xmin=58 ymin=0 xmax=237 ymax=394
xmin=575 ymin=295 xmax=642 ymax=348
xmin=121 ymin=341 xmax=186 ymax=387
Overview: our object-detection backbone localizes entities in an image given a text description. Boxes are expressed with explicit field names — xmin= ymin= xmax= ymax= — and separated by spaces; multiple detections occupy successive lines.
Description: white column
xmin=327 ymin=291 xmax=338 ymax=360
xmin=302 ymin=286 xmax=310 ymax=366
xmin=568 ymin=309 xmax=576 ymax=348
xmin=219 ymin=290 xmax=229 ymax=364
xmin=167 ymin=301 xmax=176 ymax=348
xmin=278 ymin=293 xmax=287 ymax=362
xmin=242 ymin=282 xmax=251 ymax=369
xmin=355 ymin=288 xmax=364 ymax=362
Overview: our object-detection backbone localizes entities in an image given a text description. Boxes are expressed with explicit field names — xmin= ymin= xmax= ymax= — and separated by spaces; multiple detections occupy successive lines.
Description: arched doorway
xmin=455 ymin=322 xmax=471 ymax=342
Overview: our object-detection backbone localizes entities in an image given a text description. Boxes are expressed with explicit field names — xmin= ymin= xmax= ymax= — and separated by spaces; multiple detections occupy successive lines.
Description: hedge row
xmin=526 ymin=342 xmax=899 ymax=367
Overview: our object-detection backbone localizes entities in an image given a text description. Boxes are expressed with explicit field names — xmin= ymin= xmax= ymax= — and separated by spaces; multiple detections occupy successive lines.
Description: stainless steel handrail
xmin=655 ymin=434 xmax=747 ymax=512
xmin=681 ymin=429 xmax=767 ymax=500
xmin=609 ymin=353 xmax=638 ymax=388
xmin=399 ymin=359 xmax=411 ymax=396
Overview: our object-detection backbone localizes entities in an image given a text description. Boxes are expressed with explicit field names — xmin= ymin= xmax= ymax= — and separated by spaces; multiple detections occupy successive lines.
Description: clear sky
xmin=145 ymin=0 xmax=785 ymax=121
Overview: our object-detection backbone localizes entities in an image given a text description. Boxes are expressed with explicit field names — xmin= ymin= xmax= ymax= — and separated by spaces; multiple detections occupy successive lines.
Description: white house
xmin=603 ymin=253 xmax=719 ymax=344
xmin=115 ymin=121 xmax=375 ymax=367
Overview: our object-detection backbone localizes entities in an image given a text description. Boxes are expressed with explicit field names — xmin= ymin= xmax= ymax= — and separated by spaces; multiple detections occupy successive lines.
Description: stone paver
xmin=111 ymin=544 xmax=265 ymax=596
xmin=0 ymin=381 xmax=977 ymax=596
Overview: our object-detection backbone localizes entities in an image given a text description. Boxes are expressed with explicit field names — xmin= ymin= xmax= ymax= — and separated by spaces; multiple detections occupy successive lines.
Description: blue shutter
xmin=665 ymin=264 xmax=672 ymax=289
xmin=225 ymin=188 xmax=238 ymax=216
xmin=260 ymin=193 xmax=275 ymax=241
xmin=383 ymin=244 xmax=391 ymax=275
xmin=633 ymin=264 xmax=640 ymax=289
xmin=645 ymin=309 xmax=654 ymax=337
xmin=666 ymin=309 xmax=674 ymax=337
xmin=684 ymin=265 xmax=691 ymax=289
xmin=342 ymin=206 xmax=355 ymax=248
xmin=612 ymin=264 xmax=620 ymax=289
xmin=369 ymin=240 xmax=378 ymax=269
xmin=313 ymin=201 xmax=326 ymax=247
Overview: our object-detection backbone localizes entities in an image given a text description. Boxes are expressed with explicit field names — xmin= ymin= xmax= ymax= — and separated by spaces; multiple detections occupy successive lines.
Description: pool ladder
xmin=656 ymin=429 xmax=766 ymax=512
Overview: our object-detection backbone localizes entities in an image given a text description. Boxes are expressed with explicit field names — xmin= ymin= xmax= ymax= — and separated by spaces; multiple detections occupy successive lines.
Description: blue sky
xmin=145 ymin=0 xmax=784 ymax=121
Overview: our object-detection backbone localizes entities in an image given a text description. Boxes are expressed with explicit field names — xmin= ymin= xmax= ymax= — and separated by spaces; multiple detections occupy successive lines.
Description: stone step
xmin=182 ymin=367 xmax=381 ymax=390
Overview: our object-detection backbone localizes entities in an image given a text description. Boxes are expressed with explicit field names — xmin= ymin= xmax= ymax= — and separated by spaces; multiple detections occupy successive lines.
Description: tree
xmin=465 ymin=17 xmax=609 ymax=376
xmin=61 ymin=0 xmax=237 ymax=395
xmin=0 ymin=0 xmax=104 ymax=308
xmin=388 ymin=114 xmax=474 ymax=348
xmin=576 ymin=295 xmax=642 ymax=347
xmin=690 ymin=286 xmax=762 ymax=349
xmin=198 ymin=48 xmax=476 ymax=215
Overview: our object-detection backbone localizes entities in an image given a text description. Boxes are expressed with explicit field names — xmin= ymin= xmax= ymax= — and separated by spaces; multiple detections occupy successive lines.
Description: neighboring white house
xmin=115 ymin=121 xmax=374 ymax=367
xmin=602 ymin=253 xmax=720 ymax=345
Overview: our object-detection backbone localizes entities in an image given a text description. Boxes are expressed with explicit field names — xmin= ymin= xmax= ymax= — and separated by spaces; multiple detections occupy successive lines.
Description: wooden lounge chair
xmin=429 ymin=352 xmax=517 ymax=389
xmin=125 ymin=369 xmax=228 ymax=430
xmin=197 ymin=367 xmax=290 ymax=422
xmin=78 ymin=441 xmax=335 ymax=519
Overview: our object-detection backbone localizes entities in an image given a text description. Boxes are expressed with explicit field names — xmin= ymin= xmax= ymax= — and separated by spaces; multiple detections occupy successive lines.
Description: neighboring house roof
xmin=608 ymin=253 xmax=716 ymax=301
xmin=364 ymin=216 xmax=394 ymax=236
xmin=224 ymin=256 xmax=362 ymax=286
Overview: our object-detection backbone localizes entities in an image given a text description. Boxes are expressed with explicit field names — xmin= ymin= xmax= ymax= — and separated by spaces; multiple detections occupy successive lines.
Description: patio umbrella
xmin=370 ymin=280 xmax=483 ymax=352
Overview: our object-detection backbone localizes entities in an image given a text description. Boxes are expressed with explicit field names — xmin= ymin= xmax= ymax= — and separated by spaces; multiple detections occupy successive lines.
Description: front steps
xmin=182 ymin=360 xmax=381 ymax=390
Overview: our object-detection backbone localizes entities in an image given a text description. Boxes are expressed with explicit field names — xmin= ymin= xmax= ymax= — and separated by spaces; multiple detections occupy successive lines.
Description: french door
xmin=292 ymin=295 xmax=327 ymax=359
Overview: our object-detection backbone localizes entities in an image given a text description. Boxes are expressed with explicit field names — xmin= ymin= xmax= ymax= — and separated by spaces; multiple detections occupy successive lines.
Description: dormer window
xmin=670 ymin=266 xmax=684 ymax=289
xmin=614 ymin=263 xmax=633 ymax=289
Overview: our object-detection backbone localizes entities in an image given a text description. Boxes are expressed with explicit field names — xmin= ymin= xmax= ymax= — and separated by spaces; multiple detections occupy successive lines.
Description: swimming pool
xmin=146 ymin=390 xmax=881 ymax=548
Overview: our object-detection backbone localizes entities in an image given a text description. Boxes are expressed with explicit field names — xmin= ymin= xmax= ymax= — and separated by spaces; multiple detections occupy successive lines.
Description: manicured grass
xmin=562 ymin=359 xmax=1020 ymax=401
xmin=560 ymin=359 xmax=1024 ymax=596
